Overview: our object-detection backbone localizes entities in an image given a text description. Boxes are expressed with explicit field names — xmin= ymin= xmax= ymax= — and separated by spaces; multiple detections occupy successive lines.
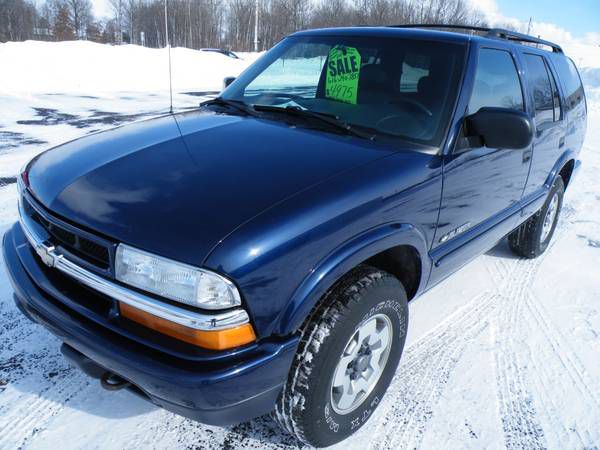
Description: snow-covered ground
xmin=1 ymin=41 xmax=599 ymax=449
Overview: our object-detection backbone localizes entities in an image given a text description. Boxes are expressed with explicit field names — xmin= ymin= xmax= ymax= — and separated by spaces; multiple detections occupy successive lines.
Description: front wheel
xmin=508 ymin=176 xmax=564 ymax=258
xmin=274 ymin=265 xmax=408 ymax=447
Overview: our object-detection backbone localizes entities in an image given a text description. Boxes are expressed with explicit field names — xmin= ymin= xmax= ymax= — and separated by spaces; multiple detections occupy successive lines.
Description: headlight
xmin=115 ymin=244 xmax=241 ymax=310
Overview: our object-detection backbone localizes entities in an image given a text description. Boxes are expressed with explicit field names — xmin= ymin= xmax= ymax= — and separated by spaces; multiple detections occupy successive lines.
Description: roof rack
xmin=389 ymin=24 xmax=563 ymax=53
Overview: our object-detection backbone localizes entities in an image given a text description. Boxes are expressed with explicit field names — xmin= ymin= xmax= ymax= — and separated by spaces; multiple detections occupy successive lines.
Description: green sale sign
xmin=325 ymin=45 xmax=362 ymax=105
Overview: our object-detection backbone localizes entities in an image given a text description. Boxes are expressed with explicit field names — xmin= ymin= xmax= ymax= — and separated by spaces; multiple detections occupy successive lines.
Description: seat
xmin=416 ymin=73 xmax=446 ymax=111
xmin=358 ymin=64 xmax=392 ymax=104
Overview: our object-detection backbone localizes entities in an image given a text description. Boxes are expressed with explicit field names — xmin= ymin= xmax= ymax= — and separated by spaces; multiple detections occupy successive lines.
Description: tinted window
xmin=554 ymin=56 xmax=585 ymax=109
xmin=469 ymin=48 xmax=524 ymax=113
xmin=524 ymin=54 xmax=554 ymax=125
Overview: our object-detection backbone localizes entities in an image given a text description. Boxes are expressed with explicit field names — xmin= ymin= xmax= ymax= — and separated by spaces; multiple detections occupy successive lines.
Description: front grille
xmin=23 ymin=195 xmax=111 ymax=270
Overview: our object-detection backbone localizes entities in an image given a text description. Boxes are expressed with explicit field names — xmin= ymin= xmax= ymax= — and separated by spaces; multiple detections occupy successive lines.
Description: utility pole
xmin=165 ymin=0 xmax=173 ymax=114
xmin=254 ymin=0 xmax=259 ymax=52
xmin=527 ymin=17 xmax=532 ymax=35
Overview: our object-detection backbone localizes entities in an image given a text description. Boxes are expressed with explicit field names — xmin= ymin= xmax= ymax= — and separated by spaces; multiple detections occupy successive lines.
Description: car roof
xmin=290 ymin=26 xmax=564 ymax=55
xmin=291 ymin=26 xmax=472 ymax=44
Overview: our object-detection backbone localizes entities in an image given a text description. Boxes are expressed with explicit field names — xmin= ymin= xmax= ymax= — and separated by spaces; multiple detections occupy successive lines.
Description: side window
xmin=468 ymin=48 xmax=524 ymax=113
xmin=554 ymin=56 xmax=585 ymax=110
xmin=400 ymin=53 xmax=430 ymax=93
xmin=524 ymin=54 xmax=554 ymax=126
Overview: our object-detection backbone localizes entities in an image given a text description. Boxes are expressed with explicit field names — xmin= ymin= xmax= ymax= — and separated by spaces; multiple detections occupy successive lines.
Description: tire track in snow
xmin=483 ymin=248 xmax=514 ymax=287
xmin=526 ymin=296 xmax=600 ymax=410
xmin=518 ymin=295 xmax=588 ymax=449
xmin=491 ymin=259 xmax=546 ymax=450
xmin=367 ymin=291 xmax=503 ymax=450
xmin=490 ymin=203 xmax=578 ymax=450
xmin=0 ymin=302 xmax=92 ymax=449
xmin=523 ymin=294 xmax=600 ymax=446
xmin=0 ymin=369 xmax=90 ymax=450
xmin=120 ymin=402 xmax=302 ymax=449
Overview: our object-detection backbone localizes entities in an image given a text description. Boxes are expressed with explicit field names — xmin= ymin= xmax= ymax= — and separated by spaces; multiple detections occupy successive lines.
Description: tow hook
xmin=100 ymin=371 xmax=131 ymax=391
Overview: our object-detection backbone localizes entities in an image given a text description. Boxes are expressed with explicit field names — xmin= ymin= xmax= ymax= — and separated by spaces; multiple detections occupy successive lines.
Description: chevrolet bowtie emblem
xmin=35 ymin=243 xmax=57 ymax=268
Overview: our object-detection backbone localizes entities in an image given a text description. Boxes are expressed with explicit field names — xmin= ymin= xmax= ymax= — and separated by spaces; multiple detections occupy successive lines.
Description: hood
xmin=27 ymin=110 xmax=395 ymax=265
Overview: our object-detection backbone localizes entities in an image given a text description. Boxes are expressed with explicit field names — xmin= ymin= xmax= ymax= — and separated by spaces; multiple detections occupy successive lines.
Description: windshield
xmin=222 ymin=35 xmax=466 ymax=146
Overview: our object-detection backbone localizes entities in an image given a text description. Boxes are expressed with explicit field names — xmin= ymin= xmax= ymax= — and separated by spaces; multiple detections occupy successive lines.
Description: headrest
xmin=359 ymin=64 xmax=389 ymax=90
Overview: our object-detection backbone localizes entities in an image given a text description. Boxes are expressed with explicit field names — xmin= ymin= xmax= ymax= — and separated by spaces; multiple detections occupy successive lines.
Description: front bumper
xmin=3 ymin=223 xmax=298 ymax=425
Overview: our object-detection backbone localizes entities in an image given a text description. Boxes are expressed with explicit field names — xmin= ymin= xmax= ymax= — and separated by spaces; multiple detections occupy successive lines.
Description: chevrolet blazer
xmin=3 ymin=25 xmax=587 ymax=447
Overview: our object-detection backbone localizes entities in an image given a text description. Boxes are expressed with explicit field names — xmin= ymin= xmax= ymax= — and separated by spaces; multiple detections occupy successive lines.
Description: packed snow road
xmin=1 ymin=42 xmax=600 ymax=449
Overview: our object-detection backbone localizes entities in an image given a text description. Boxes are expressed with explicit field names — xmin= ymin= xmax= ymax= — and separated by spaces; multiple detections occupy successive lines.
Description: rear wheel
xmin=274 ymin=265 xmax=408 ymax=447
xmin=508 ymin=176 xmax=564 ymax=258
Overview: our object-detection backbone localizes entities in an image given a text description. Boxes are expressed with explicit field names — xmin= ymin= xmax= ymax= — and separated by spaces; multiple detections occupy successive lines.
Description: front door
xmin=429 ymin=46 xmax=531 ymax=284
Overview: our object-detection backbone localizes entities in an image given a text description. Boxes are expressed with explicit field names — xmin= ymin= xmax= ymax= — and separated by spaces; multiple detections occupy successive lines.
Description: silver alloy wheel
xmin=541 ymin=192 xmax=559 ymax=243
xmin=330 ymin=313 xmax=393 ymax=415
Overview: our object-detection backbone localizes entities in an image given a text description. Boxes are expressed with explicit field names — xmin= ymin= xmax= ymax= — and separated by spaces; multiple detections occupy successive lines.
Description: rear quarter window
xmin=554 ymin=56 xmax=585 ymax=110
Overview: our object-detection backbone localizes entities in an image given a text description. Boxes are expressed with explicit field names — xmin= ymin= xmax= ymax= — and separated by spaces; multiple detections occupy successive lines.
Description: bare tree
xmin=108 ymin=0 xmax=123 ymax=43
xmin=53 ymin=1 xmax=75 ymax=39
xmin=1 ymin=0 xmax=491 ymax=48
xmin=64 ymin=0 xmax=92 ymax=38
xmin=0 ymin=0 xmax=38 ymax=42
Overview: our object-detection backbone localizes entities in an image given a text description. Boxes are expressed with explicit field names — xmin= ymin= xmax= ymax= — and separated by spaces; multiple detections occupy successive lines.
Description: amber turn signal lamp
xmin=119 ymin=302 xmax=256 ymax=350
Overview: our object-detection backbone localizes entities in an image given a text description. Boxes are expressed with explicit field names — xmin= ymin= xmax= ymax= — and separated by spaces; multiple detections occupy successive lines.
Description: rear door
xmin=520 ymin=52 xmax=566 ymax=205
xmin=429 ymin=44 xmax=531 ymax=283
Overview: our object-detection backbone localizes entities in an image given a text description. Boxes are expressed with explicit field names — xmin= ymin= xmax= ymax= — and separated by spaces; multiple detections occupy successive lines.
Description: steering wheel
xmin=390 ymin=98 xmax=433 ymax=117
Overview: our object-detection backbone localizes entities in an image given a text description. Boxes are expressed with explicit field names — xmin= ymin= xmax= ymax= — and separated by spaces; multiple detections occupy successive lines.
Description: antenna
xmin=164 ymin=0 xmax=173 ymax=114
xmin=254 ymin=0 xmax=259 ymax=52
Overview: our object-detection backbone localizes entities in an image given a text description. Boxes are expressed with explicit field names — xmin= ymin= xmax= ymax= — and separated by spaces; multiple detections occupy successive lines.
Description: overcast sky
xmin=92 ymin=0 xmax=112 ymax=18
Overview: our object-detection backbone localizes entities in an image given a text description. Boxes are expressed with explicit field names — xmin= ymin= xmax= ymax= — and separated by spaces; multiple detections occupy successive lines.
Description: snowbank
xmin=561 ymin=41 xmax=600 ymax=106
xmin=0 ymin=40 xmax=260 ymax=95
xmin=580 ymin=67 xmax=600 ymax=104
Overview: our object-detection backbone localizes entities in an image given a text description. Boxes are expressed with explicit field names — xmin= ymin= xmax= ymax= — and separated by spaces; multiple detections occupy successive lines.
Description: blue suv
xmin=2 ymin=25 xmax=586 ymax=447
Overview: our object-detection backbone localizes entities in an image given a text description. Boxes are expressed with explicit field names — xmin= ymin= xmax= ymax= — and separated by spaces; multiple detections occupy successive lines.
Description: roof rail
xmin=389 ymin=24 xmax=563 ymax=53
xmin=487 ymin=28 xmax=563 ymax=53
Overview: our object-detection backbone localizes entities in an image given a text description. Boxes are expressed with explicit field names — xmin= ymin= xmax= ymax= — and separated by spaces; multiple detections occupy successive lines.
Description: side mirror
xmin=222 ymin=76 xmax=236 ymax=89
xmin=464 ymin=107 xmax=534 ymax=150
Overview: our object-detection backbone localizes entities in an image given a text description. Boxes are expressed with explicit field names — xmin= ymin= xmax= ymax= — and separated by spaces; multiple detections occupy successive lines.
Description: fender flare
xmin=274 ymin=222 xmax=431 ymax=335
xmin=545 ymin=149 xmax=577 ymax=189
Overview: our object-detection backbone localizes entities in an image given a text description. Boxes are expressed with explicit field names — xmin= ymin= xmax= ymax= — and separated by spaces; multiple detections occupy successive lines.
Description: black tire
xmin=508 ymin=176 xmax=564 ymax=258
xmin=274 ymin=265 xmax=408 ymax=447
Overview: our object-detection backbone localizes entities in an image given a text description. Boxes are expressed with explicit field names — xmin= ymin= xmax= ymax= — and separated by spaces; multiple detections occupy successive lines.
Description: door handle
xmin=523 ymin=149 xmax=532 ymax=163
xmin=559 ymin=136 xmax=565 ymax=148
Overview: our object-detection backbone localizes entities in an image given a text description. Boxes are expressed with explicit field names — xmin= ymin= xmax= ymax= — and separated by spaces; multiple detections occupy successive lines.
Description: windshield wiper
xmin=200 ymin=97 xmax=259 ymax=117
xmin=253 ymin=105 xmax=376 ymax=141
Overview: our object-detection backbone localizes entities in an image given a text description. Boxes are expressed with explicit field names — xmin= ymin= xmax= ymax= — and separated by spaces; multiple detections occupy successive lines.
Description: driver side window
xmin=469 ymin=48 xmax=524 ymax=114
